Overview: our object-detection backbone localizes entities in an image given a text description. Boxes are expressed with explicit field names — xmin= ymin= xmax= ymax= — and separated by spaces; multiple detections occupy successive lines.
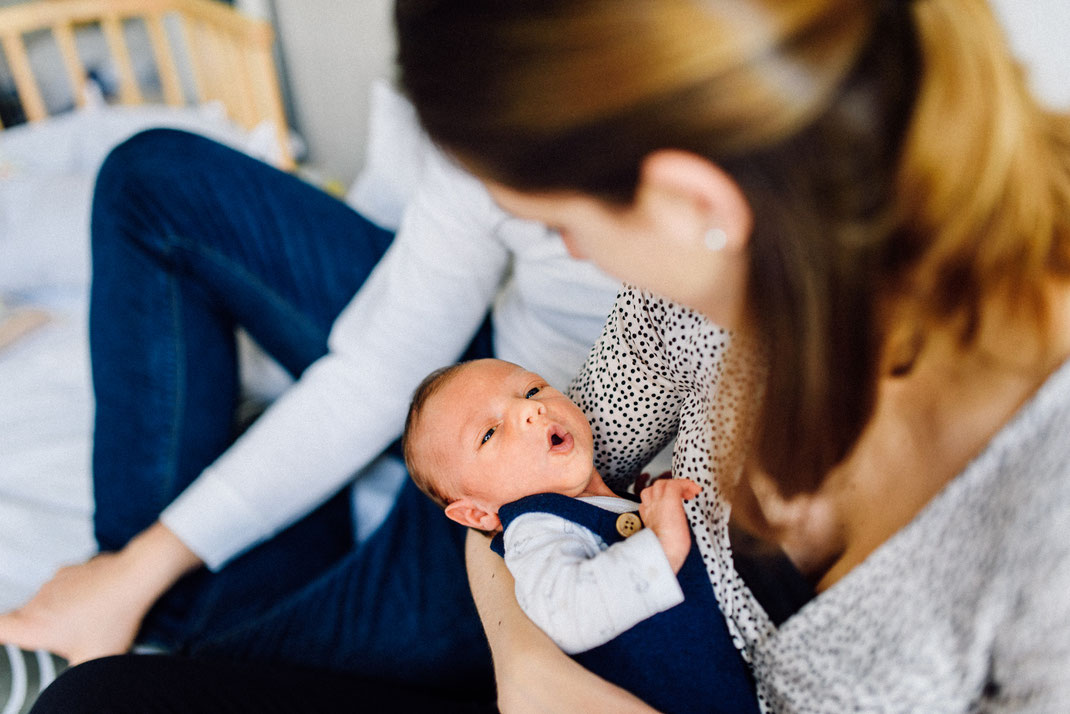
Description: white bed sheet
xmin=0 ymin=287 xmax=94 ymax=611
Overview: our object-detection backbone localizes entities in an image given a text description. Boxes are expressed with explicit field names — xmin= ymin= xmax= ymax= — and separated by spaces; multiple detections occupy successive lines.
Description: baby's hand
xmin=638 ymin=478 xmax=701 ymax=574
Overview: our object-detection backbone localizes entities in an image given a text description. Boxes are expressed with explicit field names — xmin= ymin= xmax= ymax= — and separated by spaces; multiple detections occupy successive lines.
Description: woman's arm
xmin=568 ymin=287 xmax=697 ymax=491
xmin=465 ymin=530 xmax=657 ymax=713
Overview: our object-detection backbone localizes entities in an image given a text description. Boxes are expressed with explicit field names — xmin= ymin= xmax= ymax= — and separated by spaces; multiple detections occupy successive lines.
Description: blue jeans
xmin=89 ymin=129 xmax=493 ymax=693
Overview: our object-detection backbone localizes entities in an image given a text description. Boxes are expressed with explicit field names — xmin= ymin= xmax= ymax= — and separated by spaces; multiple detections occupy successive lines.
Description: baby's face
xmin=417 ymin=359 xmax=595 ymax=513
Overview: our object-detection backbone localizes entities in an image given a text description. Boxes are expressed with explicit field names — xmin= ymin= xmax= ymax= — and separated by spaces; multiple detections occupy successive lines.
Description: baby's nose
xmin=519 ymin=399 xmax=546 ymax=424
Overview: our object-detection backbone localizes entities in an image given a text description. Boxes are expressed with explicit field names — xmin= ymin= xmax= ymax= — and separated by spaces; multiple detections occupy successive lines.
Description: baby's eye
xmin=525 ymin=387 xmax=541 ymax=399
xmin=481 ymin=427 xmax=496 ymax=444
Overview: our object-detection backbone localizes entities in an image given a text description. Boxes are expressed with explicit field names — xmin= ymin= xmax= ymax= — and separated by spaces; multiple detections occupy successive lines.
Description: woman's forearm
xmin=123 ymin=520 xmax=205 ymax=596
xmin=464 ymin=530 xmax=656 ymax=713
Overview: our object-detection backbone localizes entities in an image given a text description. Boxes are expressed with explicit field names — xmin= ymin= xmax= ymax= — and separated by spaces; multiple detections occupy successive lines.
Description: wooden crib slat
xmin=226 ymin=34 xmax=256 ymax=128
xmin=145 ymin=13 xmax=184 ymax=106
xmin=195 ymin=21 xmax=223 ymax=104
xmin=174 ymin=0 xmax=273 ymax=41
xmin=52 ymin=21 xmax=89 ymax=108
xmin=248 ymin=39 xmax=293 ymax=170
xmin=206 ymin=27 xmax=233 ymax=114
xmin=101 ymin=13 xmax=143 ymax=105
xmin=216 ymin=31 xmax=247 ymax=125
xmin=1 ymin=31 xmax=48 ymax=122
xmin=0 ymin=0 xmax=292 ymax=169
xmin=176 ymin=14 xmax=206 ymax=105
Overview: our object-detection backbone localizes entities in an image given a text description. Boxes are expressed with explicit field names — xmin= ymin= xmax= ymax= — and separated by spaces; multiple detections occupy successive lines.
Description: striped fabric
xmin=1 ymin=646 xmax=67 ymax=714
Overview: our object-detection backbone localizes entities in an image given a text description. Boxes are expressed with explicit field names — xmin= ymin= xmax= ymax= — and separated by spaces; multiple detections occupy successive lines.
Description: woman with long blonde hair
xmin=398 ymin=0 xmax=1070 ymax=709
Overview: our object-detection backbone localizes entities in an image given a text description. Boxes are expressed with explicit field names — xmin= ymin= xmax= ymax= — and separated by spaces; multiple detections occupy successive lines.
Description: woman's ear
xmin=636 ymin=149 xmax=752 ymax=253
xmin=444 ymin=499 xmax=502 ymax=531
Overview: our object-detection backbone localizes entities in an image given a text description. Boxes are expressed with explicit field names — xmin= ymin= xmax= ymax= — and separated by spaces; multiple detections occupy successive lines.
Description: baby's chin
xmin=567 ymin=468 xmax=602 ymax=496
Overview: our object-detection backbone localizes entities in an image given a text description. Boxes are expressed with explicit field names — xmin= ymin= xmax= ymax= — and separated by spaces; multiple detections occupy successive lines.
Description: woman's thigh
xmin=91 ymin=128 xmax=395 ymax=370
xmin=91 ymin=128 xmax=395 ymax=550
xmin=89 ymin=129 xmax=404 ymax=652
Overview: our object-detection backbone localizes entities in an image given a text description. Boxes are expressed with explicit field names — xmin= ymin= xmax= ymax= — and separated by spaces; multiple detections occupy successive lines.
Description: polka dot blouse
xmin=567 ymin=286 xmax=1070 ymax=713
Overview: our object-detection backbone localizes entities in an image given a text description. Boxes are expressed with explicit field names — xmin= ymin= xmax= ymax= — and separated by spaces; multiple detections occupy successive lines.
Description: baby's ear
xmin=445 ymin=499 xmax=501 ymax=531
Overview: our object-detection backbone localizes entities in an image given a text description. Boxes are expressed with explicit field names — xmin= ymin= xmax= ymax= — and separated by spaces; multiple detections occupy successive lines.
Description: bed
xmin=0 ymin=0 xmax=436 ymax=701
xmin=0 ymin=0 xmax=298 ymax=596
xmin=0 ymin=1 xmax=302 ymax=708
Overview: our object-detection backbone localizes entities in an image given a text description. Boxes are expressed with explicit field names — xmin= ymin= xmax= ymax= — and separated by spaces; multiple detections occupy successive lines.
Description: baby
xmin=402 ymin=358 xmax=759 ymax=714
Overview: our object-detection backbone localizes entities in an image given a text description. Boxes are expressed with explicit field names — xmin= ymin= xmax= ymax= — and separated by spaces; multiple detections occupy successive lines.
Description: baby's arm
xmin=502 ymin=485 xmax=701 ymax=654
xmin=638 ymin=478 xmax=702 ymax=573
xmin=504 ymin=517 xmax=683 ymax=653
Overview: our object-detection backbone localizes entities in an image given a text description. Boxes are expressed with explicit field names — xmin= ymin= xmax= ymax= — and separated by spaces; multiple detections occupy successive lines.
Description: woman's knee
xmin=32 ymin=654 xmax=243 ymax=714
xmin=96 ymin=128 xmax=217 ymax=194
xmin=95 ymin=128 xmax=232 ymax=207
xmin=92 ymin=129 xmax=213 ymax=245
xmin=91 ymin=128 xmax=245 ymax=261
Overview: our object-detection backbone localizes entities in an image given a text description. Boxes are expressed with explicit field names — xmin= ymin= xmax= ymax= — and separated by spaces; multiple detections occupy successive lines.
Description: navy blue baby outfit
xmin=491 ymin=493 xmax=761 ymax=714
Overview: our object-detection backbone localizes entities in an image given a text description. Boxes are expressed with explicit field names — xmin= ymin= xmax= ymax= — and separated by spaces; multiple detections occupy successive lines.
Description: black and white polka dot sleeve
xmin=568 ymin=287 xmax=686 ymax=492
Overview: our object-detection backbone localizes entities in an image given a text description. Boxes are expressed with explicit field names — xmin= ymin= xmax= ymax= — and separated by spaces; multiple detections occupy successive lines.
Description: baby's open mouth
xmin=547 ymin=426 xmax=573 ymax=453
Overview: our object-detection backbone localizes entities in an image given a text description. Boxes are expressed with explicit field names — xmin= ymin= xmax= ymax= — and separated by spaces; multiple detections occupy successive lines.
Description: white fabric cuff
xmin=160 ymin=477 xmax=270 ymax=571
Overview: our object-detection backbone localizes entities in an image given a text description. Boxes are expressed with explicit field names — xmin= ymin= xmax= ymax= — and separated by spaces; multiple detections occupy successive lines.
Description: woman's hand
xmin=464 ymin=529 xmax=657 ymax=713
xmin=639 ymin=478 xmax=702 ymax=573
xmin=0 ymin=521 xmax=202 ymax=664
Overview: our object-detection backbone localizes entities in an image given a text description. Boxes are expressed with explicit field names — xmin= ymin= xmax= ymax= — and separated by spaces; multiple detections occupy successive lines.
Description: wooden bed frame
xmin=0 ymin=0 xmax=293 ymax=169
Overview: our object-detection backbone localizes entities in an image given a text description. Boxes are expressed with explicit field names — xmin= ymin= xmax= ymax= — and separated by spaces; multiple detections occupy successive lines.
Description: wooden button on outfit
xmin=615 ymin=512 xmax=643 ymax=537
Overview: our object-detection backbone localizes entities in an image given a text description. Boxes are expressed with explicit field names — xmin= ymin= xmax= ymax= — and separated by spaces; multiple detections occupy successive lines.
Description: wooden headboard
xmin=0 ymin=0 xmax=293 ymax=169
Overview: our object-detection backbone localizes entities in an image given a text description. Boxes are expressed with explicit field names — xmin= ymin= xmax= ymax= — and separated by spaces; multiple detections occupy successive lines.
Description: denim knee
xmin=91 ymin=128 xmax=242 ymax=266
xmin=97 ymin=128 xmax=215 ymax=185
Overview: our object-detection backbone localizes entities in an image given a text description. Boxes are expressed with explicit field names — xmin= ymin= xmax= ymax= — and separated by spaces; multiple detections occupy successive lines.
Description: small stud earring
xmin=703 ymin=227 xmax=728 ymax=252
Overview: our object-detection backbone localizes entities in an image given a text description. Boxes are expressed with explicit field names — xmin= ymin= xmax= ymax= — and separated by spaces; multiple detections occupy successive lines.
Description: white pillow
xmin=344 ymin=78 xmax=436 ymax=231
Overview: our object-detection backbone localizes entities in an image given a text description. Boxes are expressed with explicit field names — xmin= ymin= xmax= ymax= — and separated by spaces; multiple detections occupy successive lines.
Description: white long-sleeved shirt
xmin=503 ymin=495 xmax=684 ymax=655
xmin=161 ymin=149 xmax=620 ymax=569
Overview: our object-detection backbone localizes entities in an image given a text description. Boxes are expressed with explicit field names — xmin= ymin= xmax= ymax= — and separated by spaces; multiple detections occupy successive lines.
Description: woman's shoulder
xmin=613 ymin=287 xmax=722 ymax=335
xmin=853 ymin=354 xmax=1070 ymax=602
